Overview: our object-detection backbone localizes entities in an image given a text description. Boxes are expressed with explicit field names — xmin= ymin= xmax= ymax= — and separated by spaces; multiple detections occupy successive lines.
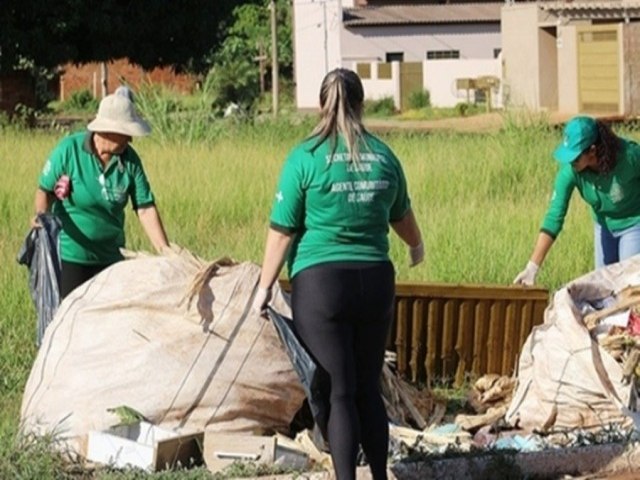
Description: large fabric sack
xmin=506 ymin=255 xmax=640 ymax=432
xmin=20 ymin=248 xmax=305 ymax=452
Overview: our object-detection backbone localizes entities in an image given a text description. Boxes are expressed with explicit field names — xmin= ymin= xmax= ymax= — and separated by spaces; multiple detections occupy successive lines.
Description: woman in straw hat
xmin=31 ymin=92 xmax=170 ymax=298
xmin=252 ymin=68 xmax=423 ymax=480
xmin=514 ymin=115 xmax=640 ymax=285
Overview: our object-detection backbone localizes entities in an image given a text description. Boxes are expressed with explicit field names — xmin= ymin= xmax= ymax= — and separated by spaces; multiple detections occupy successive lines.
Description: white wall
xmin=424 ymin=59 xmax=502 ymax=108
xmin=294 ymin=0 xmax=343 ymax=110
xmin=357 ymin=62 xmax=401 ymax=108
xmin=357 ymin=59 xmax=501 ymax=109
xmin=294 ymin=1 xmax=502 ymax=110
xmin=341 ymin=24 xmax=501 ymax=63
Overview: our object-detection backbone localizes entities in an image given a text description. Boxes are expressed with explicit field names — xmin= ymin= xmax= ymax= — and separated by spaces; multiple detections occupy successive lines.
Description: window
xmin=426 ymin=50 xmax=460 ymax=60
xmin=378 ymin=63 xmax=392 ymax=79
xmin=385 ymin=52 xmax=404 ymax=63
xmin=356 ymin=63 xmax=371 ymax=79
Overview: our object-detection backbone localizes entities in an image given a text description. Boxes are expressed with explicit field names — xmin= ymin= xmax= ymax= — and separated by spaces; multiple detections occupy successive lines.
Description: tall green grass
xmin=1 ymin=118 xmax=638 ymax=476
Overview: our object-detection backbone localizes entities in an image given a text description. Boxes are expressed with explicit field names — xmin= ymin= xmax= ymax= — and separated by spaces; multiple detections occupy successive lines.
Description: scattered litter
xmin=85 ymin=421 xmax=202 ymax=472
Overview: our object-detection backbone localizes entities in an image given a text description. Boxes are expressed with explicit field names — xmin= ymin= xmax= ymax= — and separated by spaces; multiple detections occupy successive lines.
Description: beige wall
xmin=556 ymin=25 xmax=579 ymax=114
xmin=617 ymin=23 xmax=625 ymax=115
xmin=538 ymin=27 xmax=558 ymax=111
xmin=623 ymin=23 xmax=640 ymax=115
xmin=501 ymin=4 xmax=542 ymax=109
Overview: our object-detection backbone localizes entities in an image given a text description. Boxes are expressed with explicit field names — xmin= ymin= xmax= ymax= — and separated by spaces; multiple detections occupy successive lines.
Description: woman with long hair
xmin=253 ymin=68 xmax=423 ymax=480
xmin=515 ymin=116 xmax=640 ymax=285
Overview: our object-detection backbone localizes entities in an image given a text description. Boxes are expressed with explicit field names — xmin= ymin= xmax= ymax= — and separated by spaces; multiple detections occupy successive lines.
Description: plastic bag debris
xmin=16 ymin=213 xmax=62 ymax=346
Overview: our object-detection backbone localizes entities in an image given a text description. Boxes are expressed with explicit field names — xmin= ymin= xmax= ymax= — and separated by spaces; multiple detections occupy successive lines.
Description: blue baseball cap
xmin=553 ymin=116 xmax=598 ymax=164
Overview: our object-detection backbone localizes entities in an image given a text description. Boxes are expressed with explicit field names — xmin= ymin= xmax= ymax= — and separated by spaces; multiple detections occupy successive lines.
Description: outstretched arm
xmin=514 ymin=231 xmax=555 ymax=285
xmin=32 ymin=188 xmax=54 ymax=227
xmin=136 ymin=205 xmax=170 ymax=253
xmin=257 ymin=228 xmax=294 ymax=290
xmin=252 ymin=228 xmax=294 ymax=315
xmin=390 ymin=208 xmax=424 ymax=266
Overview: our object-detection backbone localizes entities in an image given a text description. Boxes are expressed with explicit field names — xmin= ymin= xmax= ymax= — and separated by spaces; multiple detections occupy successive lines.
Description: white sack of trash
xmin=20 ymin=247 xmax=305 ymax=453
xmin=506 ymin=254 xmax=640 ymax=432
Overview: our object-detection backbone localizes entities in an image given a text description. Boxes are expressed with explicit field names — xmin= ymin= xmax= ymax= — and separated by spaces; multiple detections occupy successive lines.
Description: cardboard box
xmin=204 ymin=433 xmax=309 ymax=473
xmin=85 ymin=421 xmax=203 ymax=471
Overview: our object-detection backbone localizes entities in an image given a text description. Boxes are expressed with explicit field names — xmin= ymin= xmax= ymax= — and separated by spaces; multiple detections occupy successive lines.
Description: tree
xmin=0 ymin=1 xmax=246 ymax=73
xmin=207 ymin=0 xmax=293 ymax=110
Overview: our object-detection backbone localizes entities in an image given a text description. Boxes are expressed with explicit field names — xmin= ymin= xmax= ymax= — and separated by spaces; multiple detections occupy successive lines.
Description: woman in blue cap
xmin=514 ymin=115 xmax=640 ymax=285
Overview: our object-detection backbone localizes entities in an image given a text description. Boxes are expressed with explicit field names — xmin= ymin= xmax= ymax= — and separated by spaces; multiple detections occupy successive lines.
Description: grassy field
xmin=1 ymin=115 xmax=634 ymax=477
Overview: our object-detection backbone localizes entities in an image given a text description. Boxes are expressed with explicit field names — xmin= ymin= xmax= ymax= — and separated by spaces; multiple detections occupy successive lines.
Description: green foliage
xmin=62 ymin=89 xmax=99 ymax=114
xmin=501 ymin=109 xmax=552 ymax=135
xmin=134 ymin=83 xmax=223 ymax=144
xmin=364 ymin=96 xmax=396 ymax=117
xmin=395 ymin=104 xmax=485 ymax=121
xmin=0 ymin=429 xmax=72 ymax=479
xmin=205 ymin=48 xmax=261 ymax=114
xmin=408 ymin=90 xmax=431 ymax=110
xmin=211 ymin=461 xmax=301 ymax=479
xmin=0 ymin=0 xmax=246 ymax=72
xmin=455 ymin=102 xmax=470 ymax=117
xmin=207 ymin=0 xmax=293 ymax=112
xmin=10 ymin=103 xmax=38 ymax=128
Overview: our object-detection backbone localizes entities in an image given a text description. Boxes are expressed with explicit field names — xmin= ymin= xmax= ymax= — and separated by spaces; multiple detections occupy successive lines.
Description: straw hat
xmin=87 ymin=93 xmax=151 ymax=137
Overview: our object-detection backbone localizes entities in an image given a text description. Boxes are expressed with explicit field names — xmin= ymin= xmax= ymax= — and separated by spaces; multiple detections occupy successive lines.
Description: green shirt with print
xmin=541 ymin=138 xmax=640 ymax=238
xmin=38 ymin=131 xmax=155 ymax=265
xmin=270 ymin=133 xmax=411 ymax=279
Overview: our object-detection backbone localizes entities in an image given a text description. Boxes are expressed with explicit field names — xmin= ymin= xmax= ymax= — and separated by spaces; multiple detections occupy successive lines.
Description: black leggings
xmin=292 ymin=261 xmax=395 ymax=480
xmin=60 ymin=260 xmax=111 ymax=299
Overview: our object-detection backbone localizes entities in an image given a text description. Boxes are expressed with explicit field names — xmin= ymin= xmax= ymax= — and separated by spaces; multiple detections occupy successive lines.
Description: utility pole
xmin=254 ymin=40 xmax=267 ymax=95
xmin=322 ymin=0 xmax=328 ymax=74
xmin=270 ymin=0 xmax=279 ymax=117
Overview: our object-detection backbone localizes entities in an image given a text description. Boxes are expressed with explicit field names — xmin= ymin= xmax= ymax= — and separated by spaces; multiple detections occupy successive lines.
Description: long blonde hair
xmin=309 ymin=68 xmax=367 ymax=161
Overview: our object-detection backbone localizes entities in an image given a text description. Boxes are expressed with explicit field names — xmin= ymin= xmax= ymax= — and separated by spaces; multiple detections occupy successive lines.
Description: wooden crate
xmin=391 ymin=282 xmax=548 ymax=386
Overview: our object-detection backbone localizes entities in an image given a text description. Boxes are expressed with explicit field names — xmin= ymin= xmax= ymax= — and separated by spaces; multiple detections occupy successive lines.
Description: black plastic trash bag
xmin=17 ymin=213 xmax=63 ymax=346
xmin=267 ymin=306 xmax=330 ymax=442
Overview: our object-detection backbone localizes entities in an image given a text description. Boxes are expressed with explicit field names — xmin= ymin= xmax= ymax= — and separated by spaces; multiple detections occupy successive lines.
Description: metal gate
xmin=399 ymin=62 xmax=424 ymax=111
xmin=577 ymin=24 xmax=621 ymax=114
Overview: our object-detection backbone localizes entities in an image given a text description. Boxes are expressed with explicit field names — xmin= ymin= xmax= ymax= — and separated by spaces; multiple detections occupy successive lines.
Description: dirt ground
xmin=364 ymin=111 xmax=582 ymax=134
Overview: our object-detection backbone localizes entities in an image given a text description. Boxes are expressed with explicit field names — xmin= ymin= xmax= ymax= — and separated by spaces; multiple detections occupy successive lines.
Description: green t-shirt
xmin=541 ymin=138 xmax=640 ymax=237
xmin=270 ymin=133 xmax=411 ymax=278
xmin=38 ymin=131 xmax=155 ymax=265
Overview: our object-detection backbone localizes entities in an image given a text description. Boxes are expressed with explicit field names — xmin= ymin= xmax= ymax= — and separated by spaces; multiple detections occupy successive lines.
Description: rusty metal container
xmin=279 ymin=280 xmax=549 ymax=387
xmin=390 ymin=282 xmax=549 ymax=386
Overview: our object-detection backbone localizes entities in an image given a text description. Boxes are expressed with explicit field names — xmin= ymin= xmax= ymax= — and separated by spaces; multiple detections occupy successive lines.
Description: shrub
xmin=364 ymin=96 xmax=396 ymax=117
xmin=455 ymin=102 xmax=470 ymax=117
xmin=63 ymin=89 xmax=99 ymax=113
xmin=408 ymin=89 xmax=430 ymax=109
